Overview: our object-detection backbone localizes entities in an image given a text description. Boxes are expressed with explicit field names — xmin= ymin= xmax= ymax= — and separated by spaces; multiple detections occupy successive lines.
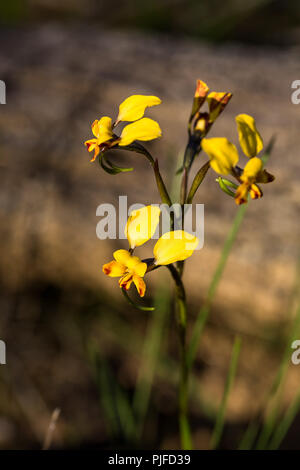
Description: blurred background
xmin=0 ymin=0 xmax=300 ymax=449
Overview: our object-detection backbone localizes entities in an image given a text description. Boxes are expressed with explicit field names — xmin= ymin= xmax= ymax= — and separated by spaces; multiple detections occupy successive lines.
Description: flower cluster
xmin=85 ymin=82 xmax=276 ymax=448
xmin=84 ymin=95 xmax=162 ymax=162
xmin=182 ymin=79 xmax=232 ymax=175
xmin=202 ymin=113 xmax=275 ymax=204
xmin=102 ymin=206 xmax=198 ymax=297
xmin=84 ymin=82 xmax=275 ymax=303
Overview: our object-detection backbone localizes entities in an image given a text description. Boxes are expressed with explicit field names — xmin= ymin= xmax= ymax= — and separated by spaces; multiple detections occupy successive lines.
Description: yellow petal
xmin=113 ymin=249 xmax=147 ymax=277
xmin=133 ymin=261 xmax=147 ymax=278
xmin=119 ymin=118 xmax=162 ymax=146
xmin=92 ymin=120 xmax=100 ymax=137
xmin=84 ymin=139 xmax=100 ymax=162
xmin=194 ymin=115 xmax=209 ymax=133
xmin=124 ymin=255 xmax=147 ymax=276
xmin=95 ymin=116 xmax=113 ymax=144
xmin=125 ymin=205 xmax=161 ymax=248
xmin=241 ymin=157 xmax=263 ymax=183
xmin=117 ymin=95 xmax=161 ymax=122
xmin=235 ymin=114 xmax=263 ymax=158
xmin=102 ymin=260 xmax=126 ymax=277
xmin=249 ymin=183 xmax=263 ymax=200
xmin=235 ymin=183 xmax=249 ymax=205
xmin=84 ymin=138 xmax=97 ymax=151
xmin=89 ymin=146 xmax=100 ymax=162
xmin=194 ymin=79 xmax=209 ymax=98
xmin=119 ymin=273 xmax=133 ymax=291
xmin=202 ymin=137 xmax=239 ymax=175
xmin=113 ymin=249 xmax=132 ymax=266
xmin=133 ymin=275 xmax=146 ymax=297
xmin=153 ymin=231 xmax=199 ymax=266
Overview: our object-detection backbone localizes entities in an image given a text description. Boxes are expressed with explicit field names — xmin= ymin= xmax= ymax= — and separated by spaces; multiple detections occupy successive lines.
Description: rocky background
xmin=0 ymin=1 xmax=300 ymax=449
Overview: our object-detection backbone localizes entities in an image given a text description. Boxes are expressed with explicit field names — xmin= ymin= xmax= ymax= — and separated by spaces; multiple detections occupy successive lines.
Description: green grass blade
xmin=133 ymin=282 xmax=171 ymax=440
xmin=255 ymin=302 xmax=300 ymax=449
xmin=240 ymin=257 xmax=300 ymax=450
xmin=187 ymin=204 xmax=247 ymax=369
xmin=210 ymin=336 xmax=242 ymax=449
xmin=88 ymin=347 xmax=121 ymax=438
xmin=238 ymin=421 xmax=260 ymax=450
xmin=88 ymin=343 xmax=136 ymax=442
xmin=268 ymin=386 xmax=300 ymax=449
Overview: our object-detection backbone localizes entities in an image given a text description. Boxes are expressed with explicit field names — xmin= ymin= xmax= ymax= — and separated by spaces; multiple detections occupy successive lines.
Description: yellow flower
xmin=84 ymin=117 xmax=113 ymax=162
xmin=84 ymin=95 xmax=162 ymax=162
xmin=125 ymin=205 xmax=161 ymax=249
xmin=202 ymin=114 xmax=274 ymax=205
xmin=235 ymin=157 xmax=263 ymax=204
xmin=103 ymin=205 xmax=161 ymax=296
xmin=153 ymin=231 xmax=199 ymax=266
xmin=103 ymin=249 xmax=147 ymax=297
xmin=189 ymin=80 xmax=232 ymax=137
xmin=103 ymin=208 xmax=198 ymax=297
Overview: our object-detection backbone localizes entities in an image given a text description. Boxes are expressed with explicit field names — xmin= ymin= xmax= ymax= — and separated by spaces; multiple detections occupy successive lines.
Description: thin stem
xmin=43 ymin=408 xmax=61 ymax=450
xmin=268 ymin=387 xmax=300 ymax=449
xmin=255 ymin=300 xmax=300 ymax=449
xmin=167 ymin=264 xmax=192 ymax=449
xmin=121 ymin=143 xmax=173 ymax=207
xmin=180 ymin=167 xmax=188 ymax=206
xmin=133 ymin=283 xmax=171 ymax=441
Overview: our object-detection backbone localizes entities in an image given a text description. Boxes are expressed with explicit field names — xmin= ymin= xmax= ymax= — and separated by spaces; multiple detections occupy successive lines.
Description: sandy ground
xmin=0 ymin=25 xmax=300 ymax=448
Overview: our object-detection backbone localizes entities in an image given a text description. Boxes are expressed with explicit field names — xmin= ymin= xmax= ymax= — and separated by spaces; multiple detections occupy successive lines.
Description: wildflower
xmin=103 ymin=205 xmax=161 ymax=297
xmin=84 ymin=117 xmax=114 ymax=162
xmin=102 ymin=206 xmax=199 ymax=296
xmin=84 ymin=95 xmax=162 ymax=161
xmin=190 ymin=80 xmax=232 ymax=137
xmin=202 ymin=114 xmax=274 ymax=205
xmin=184 ymin=79 xmax=232 ymax=171
xmin=103 ymin=249 xmax=147 ymax=297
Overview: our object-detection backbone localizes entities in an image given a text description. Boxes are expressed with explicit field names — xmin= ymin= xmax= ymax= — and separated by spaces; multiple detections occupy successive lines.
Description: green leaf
xmin=186 ymin=160 xmax=210 ymax=203
xmin=176 ymin=165 xmax=184 ymax=175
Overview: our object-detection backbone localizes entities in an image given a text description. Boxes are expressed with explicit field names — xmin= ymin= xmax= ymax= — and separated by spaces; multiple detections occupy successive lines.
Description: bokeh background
xmin=0 ymin=0 xmax=300 ymax=449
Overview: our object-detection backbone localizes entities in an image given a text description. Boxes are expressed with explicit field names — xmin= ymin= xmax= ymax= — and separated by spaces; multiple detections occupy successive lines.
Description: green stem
xmin=167 ymin=264 xmax=193 ymax=449
xmin=122 ymin=143 xmax=173 ymax=207
xmin=180 ymin=167 xmax=188 ymax=206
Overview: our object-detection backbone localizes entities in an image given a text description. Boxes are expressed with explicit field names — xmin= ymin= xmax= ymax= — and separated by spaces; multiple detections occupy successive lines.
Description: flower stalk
xmin=84 ymin=85 xmax=275 ymax=450
xmin=167 ymin=264 xmax=192 ymax=449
